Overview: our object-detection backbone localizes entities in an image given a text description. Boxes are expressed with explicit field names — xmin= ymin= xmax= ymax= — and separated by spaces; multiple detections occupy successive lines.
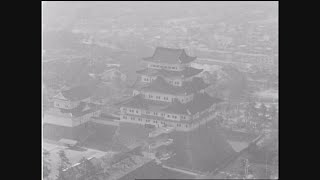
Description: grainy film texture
xmin=42 ymin=1 xmax=278 ymax=179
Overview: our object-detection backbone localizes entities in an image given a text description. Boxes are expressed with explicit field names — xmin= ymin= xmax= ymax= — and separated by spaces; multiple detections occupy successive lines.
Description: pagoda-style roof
xmin=119 ymin=92 xmax=222 ymax=116
xmin=162 ymin=92 xmax=223 ymax=115
xmin=136 ymin=66 xmax=203 ymax=78
xmin=143 ymin=47 xmax=196 ymax=64
xmin=140 ymin=76 xmax=210 ymax=95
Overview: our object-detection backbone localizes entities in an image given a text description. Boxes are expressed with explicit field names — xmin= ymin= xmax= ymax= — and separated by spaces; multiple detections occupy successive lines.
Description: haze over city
xmin=42 ymin=1 xmax=278 ymax=179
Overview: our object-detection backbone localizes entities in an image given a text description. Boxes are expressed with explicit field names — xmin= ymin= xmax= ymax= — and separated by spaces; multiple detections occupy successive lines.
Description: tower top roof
xmin=143 ymin=47 xmax=196 ymax=64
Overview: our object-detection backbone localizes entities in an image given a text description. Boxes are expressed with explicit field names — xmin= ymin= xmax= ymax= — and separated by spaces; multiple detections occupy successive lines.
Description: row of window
xmin=122 ymin=115 xmax=188 ymax=128
xmin=124 ymin=107 xmax=189 ymax=120
xmin=167 ymin=80 xmax=181 ymax=86
xmin=128 ymin=109 xmax=139 ymax=114
xmin=145 ymin=94 xmax=171 ymax=101
xmin=150 ymin=64 xmax=178 ymax=70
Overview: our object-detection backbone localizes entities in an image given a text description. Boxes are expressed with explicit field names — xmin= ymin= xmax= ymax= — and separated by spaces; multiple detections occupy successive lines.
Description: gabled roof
xmin=117 ymin=94 xmax=150 ymax=109
xmin=161 ymin=92 xmax=223 ymax=115
xmin=136 ymin=67 xmax=203 ymax=78
xmin=117 ymin=94 xmax=169 ymax=111
xmin=187 ymin=92 xmax=223 ymax=114
xmin=119 ymin=91 xmax=222 ymax=116
xmin=143 ymin=47 xmax=196 ymax=64
xmin=61 ymin=85 xmax=92 ymax=101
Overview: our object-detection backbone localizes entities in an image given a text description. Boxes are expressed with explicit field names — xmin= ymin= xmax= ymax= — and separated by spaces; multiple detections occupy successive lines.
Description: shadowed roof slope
xmin=164 ymin=126 xmax=236 ymax=172
xmin=118 ymin=160 xmax=195 ymax=180
xmin=61 ymin=85 xmax=93 ymax=101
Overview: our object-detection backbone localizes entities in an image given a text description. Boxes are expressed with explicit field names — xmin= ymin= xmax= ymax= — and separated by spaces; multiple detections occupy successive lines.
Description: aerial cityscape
xmin=42 ymin=1 xmax=278 ymax=179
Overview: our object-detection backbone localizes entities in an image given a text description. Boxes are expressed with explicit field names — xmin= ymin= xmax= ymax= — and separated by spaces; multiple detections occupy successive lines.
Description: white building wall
xmin=164 ymin=113 xmax=181 ymax=121
xmin=142 ymin=92 xmax=176 ymax=102
xmin=54 ymin=99 xmax=70 ymax=109
xmin=72 ymin=113 xmax=94 ymax=127
xmin=147 ymin=63 xmax=184 ymax=71
xmin=54 ymin=99 xmax=82 ymax=109
xmin=121 ymin=107 xmax=142 ymax=116
xmin=119 ymin=114 xmax=217 ymax=131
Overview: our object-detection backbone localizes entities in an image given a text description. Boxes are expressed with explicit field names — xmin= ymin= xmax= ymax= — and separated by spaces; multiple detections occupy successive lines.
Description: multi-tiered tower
xmin=118 ymin=47 xmax=222 ymax=131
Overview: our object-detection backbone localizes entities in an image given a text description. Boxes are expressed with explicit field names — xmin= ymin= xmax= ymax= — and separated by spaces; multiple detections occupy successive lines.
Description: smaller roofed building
xmin=44 ymin=85 xmax=101 ymax=128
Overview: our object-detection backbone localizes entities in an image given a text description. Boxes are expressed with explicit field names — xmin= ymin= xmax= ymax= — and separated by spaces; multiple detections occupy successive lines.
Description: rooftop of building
xmin=140 ymin=76 xmax=210 ymax=95
xmin=136 ymin=66 xmax=203 ymax=78
xmin=118 ymin=160 xmax=195 ymax=180
xmin=60 ymin=85 xmax=93 ymax=101
xmin=162 ymin=92 xmax=223 ymax=115
xmin=60 ymin=102 xmax=101 ymax=118
xmin=119 ymin=91 xmax=222 ymax=115
xmin=143 ymin=47 xmax=197 ymax=64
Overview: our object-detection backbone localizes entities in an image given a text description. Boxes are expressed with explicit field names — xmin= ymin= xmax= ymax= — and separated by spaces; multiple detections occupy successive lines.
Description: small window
xmin=156 ymin=96 xmax=161 ymax=99
xmin=146 ymin=119 xmax=150 ymax=122
xmin=167 ymin=114 xmax=170 ymax=118
xmin=123 ymin=116 xmax=127 ymax=119
xmin=138 ymin=118 xmax=142 ymax=121
xmin=136 ymin=110 xmax=139 ymax=113
xmin=177 ymin=123 xmax=181 ymax=127
xmin=154 ymin=112 xmax=158 ymax=116
xmin=161 ymin=113 xmax=165 ymax=117
xmin=185 ymin=124 xmax=188 ymax=128
xmin=146 ymin=111 xmax=150 ymax=115
xmin=131 ymin=117 xmax=135 ymax=120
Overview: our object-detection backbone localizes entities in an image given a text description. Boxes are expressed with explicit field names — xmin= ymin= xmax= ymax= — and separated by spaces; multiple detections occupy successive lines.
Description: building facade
xmin=118 ymin=47 xmax=223 ymax=131
xmin=44 ymin=85 xmax=101 ymax=127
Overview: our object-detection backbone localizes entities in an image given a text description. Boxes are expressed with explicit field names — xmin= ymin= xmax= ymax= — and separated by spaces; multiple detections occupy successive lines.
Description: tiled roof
xmin=141 ymin=76 xmax=210 ymax=95
xmin=118 ymin=95 xmax=169 ymax=111
xmin=119 ymin=92 xmax=222 ymax=115
xmin=61 ymin=85 xmax=93 ymax=101
xmin=162 ymin=92 xmax=223 ymax=115
xmin=136 ymin=67 xmax=203 ymax=78
xmin=60 ymin=102 xmax=100 ymax=117
xmin=143 ymin=47 xmax=196 ymax=64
